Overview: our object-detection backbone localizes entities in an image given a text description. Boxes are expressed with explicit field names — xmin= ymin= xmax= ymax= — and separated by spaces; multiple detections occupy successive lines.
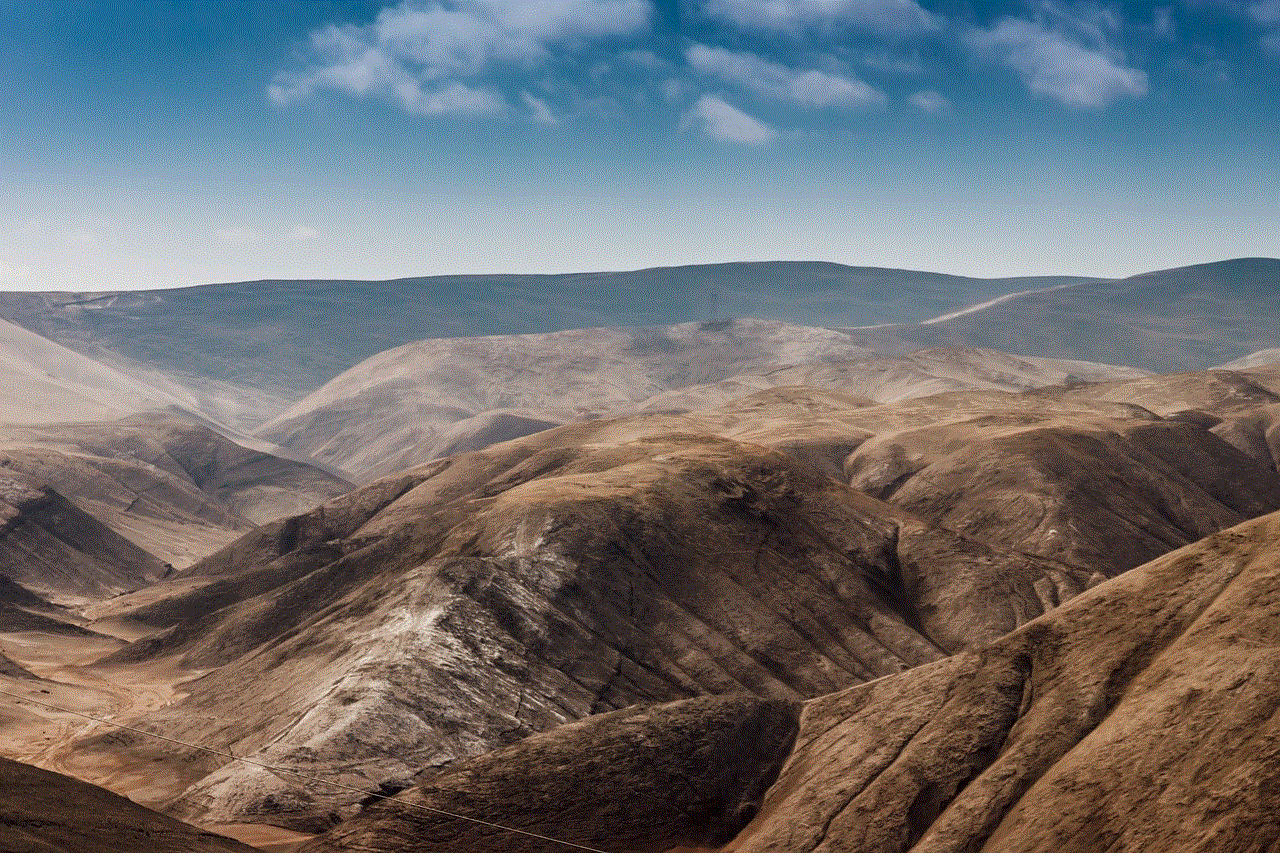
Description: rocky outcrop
xmin=0 ymin=756 xmax=255 ymax=853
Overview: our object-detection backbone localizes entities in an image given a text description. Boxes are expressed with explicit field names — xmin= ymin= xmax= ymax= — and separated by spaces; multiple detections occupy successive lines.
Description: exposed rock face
xmin=301 ymin=696 xmax=800 ymax=853
xmin=95 ymin=432 xmax=1092 ymax=830
xmin=0 ymin=755 xmax=255 ymax=853
xmin=304 ymin=508 xmax=1280 ymax=853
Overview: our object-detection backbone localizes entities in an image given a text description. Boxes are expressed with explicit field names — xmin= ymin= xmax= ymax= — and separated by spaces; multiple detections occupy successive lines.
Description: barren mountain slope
xmin=0 ymin=756 xmax=255 ymax=853
xmin=0 ymin=474 xmax=167 ymax=602
xmin=257 ymin=319 xmax=877 ymax=478
xmin=0 ymin=412 xmax=351 ymax=568
xmin=851 ymin=258 xmax=1280 ymax=372
xmin=1219 ymin=348 xmax=1280 ymax=369
xmin=301 ymin=507 xmax=1280 ymax=853
xmin=88 ymin=429 xmax=1093 ymax=830
xmin=258 ymin=321 xmax=1145 ymax=480
xmin=0 ymin=316 xmax=191 ymax=424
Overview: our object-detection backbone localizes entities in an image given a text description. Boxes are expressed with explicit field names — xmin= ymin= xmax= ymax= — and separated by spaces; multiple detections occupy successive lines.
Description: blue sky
xmin=0 ymin=0 xmax=1277 ymax=291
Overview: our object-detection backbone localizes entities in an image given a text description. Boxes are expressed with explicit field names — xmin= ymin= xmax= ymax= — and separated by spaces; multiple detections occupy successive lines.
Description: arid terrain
xmin=3 ymin=260 xmax=1280 ymax=852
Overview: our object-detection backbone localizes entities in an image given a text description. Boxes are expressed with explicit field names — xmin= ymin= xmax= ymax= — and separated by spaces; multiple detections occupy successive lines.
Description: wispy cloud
xmin=686 ymin=44 xmax=883 ymax=108
xmin=1250 ymin=0 xmax=1280 ymax=25
xmin=269 ymin=0 xmax=652 ymax=116
xmin=521 ymin=90 xmax=560 ymax=124
xmin=909 ymin=89 xmax=950 ymax=112
xmin=680 ymin=94 xmax=777 ymax=145
xmin=1249 ymin=0 xmax=1280 ymax=52
xmin=704 ymin=0 xmax=942 ymax=36
xmin=965 ymin=5 xmax=1148 ymax=108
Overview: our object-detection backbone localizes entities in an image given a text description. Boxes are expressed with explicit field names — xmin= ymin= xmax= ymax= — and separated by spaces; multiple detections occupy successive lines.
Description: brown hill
xmin=92 ymin=429 xmax=1093 ymax=830
xmin=0 ymin=473 xmax=166 ymax=602
xmin=74 ymin=365 xmax=1280 ymax=831
xmin=301 ymin=506 xmax=1280 ymax=853
xmin=0 ymin=755 xmax=255 ymax=853
xmin=0 ymin=411 xmax=351 ymax=569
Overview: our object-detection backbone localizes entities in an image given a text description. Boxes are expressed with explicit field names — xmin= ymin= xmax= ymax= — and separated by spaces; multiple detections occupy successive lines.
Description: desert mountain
xmin=257 ymin=321 xmax=1146 ymax=480
xmin=0 ymin=755 xmax=256 ymax=853
xmin=1218 ymin=347 xmax=1280 ymax=370
xmin=301 ymin=506 xmax=1280 ymax=853
xmin=90 ymin=428 xmax=1093 ymax=830
xmin=851 ymin=258 xmax=1280 ymax=372
xmin=0 ymin=264 xmax=1093 ymax=401
xmin=0 ymin=473 xmax=167 ymax=602
xmin=258 ymin=319 xmax=876 ymax=478
xmin=0 ymin=412 xmax=351 ymax=572
xmin=0 ymin=315 xmax=192 ymax=425
xmin=50 ymin=361 xmax=1280 ymax=832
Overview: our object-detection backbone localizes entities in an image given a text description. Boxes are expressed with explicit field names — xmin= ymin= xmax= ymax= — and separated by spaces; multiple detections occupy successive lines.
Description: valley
xmin=2 ymin=259 xmax=1280 ymax=852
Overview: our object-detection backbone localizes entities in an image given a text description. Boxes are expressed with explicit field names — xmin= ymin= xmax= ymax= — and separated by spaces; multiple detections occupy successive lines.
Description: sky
xmin=0 ymin=0 xmax=1277 ymax=291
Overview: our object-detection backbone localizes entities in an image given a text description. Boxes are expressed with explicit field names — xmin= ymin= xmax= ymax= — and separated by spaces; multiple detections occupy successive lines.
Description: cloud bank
xmin=704 ymin=0 xmax=941 ymax=36
xmin=269 ymin=0 xmax=651 ymax=115
xmin=965 ymin=6 xmax=1148 ymax=108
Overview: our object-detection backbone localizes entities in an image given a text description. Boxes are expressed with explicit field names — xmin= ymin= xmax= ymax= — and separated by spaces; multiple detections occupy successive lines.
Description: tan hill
xmin=89 ymin=429 xmax=1093 ymax=830
xmin=256 ymin=319 xmax=877 ymax=478
xmin=77 ymin=364 xmax=1280 ymax=830
xmin=301 ymin=506 xmax=1280 ymax=853
xmin=1218 ymin=347 xmax=1280 ymax=369
xmin=0 ymin=755 xmax=255 ymax=853
xmin=0 ymin=473 xmax=167 ymax=603
xmin=0 ymin=315 xmax=192 ymax=425
xmin=0 ymin=411 xmax=351 ymax=570
xmin=257 ymin=321 xmax=1145 ymax=480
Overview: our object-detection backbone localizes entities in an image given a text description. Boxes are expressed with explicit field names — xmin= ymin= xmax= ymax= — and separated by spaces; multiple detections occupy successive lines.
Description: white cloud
xmin=686 ymin=44 xmax=884 ymax=108
xmin=680 ymin=94 xmax=777 ymax=145
xmin=964 ymin=10 xmax=1148 ymax=108
xmin=909 ymin=89 xmax=950 ymax=112
xmin=289 ymin=225 xmax=319 ymax=240
xmin=661 ymin=78 xmax=692 ymax=102
xmin=521 ymin=90 xmax=560 ymax=124
xmin=621 ymin=49 xmax=668 ymax=71
xmin=270 ymin=0 xmax=652 ymax=116
xmin=215 ymin=227 xmax=266 ymax=244
xmin=1152 ymin=7 xmax=1175 ymax=39
xmin=1264 ymin=29 xmax=1280 ymax=53
xmin=704 ymin=0 xmax=942 ymax=36
xmin=857 ymin=49 xmax=925 ymax=74
xmin=1250 ymin=0 xmax=1280 ymax=25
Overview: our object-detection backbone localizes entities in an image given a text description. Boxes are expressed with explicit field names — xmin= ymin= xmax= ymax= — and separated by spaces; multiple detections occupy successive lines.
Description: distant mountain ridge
xmin=0 ymin=262 xmax=1097 ymax=403
xmin=851 ymin=258 xmax=1280 ymax=373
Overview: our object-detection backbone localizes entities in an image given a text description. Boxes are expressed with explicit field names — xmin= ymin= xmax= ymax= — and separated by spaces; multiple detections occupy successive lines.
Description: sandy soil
xmin=0 ymin=626 xmax=314 ymax=851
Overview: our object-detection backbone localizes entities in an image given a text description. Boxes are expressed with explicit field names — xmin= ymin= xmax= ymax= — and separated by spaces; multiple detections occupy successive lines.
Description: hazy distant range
xmin=1 ymin=257 xmax=1276 ymax=401
xmin=0 ymin=263 xmax=1093 ymax=393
